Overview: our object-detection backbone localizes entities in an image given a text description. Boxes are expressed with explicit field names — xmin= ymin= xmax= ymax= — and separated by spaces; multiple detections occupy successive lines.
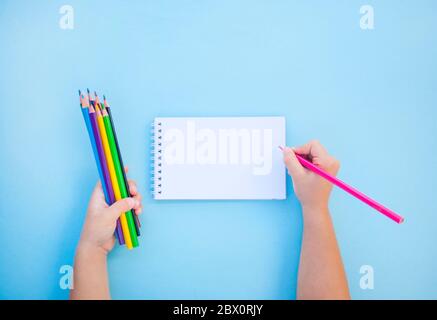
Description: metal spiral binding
xmin=150 ymin=120 xmax=163 ymax=197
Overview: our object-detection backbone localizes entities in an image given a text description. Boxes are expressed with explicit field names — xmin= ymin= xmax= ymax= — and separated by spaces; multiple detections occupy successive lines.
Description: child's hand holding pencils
xmin=78 ymin=173 xmax=143 ymax=254
xmin=71 ymin=174 xmax=142 ymax=300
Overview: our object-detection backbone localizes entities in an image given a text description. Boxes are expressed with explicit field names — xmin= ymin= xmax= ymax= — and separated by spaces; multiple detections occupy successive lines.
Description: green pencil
xmin=98 ymin=101 xmax=139 ymax=248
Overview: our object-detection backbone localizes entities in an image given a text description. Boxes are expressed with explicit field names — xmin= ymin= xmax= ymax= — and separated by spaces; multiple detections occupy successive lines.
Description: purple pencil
xmin=86 ymin=95 xmax=125 ymax=245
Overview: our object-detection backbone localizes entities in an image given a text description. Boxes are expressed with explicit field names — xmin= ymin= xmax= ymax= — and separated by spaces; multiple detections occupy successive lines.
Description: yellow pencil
xmin=95 ymin=98 xmax=133 ymax=249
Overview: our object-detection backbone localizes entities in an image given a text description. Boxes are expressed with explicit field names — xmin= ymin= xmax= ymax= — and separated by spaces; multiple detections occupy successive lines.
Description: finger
xmin=324 ymin=156 xmax=340 ymax=175
xmin=105 ymin=197 xmax=137 ymax=222
xmin=283 ymin=147 xmax=304 ymax=177
xmin=91 ymin=180 xmax=102 ymax=196
xmin=128 ymin=180 xmax=138 ymax=196
xmin=131 ymin=194 xmax=142 ymax=211
xmin=132 ymin=192 xmax=142 ymax=203
xmin=124 ymin=166 xmax=129 ymax=174
xmin=89 ymin=180 xmax=107 ymax=208
xmin=295 ymin=140 xmax=339 ymax=173
xmin=293 ymin=140 xmax=328 ymax=158
xmin=294 ymin=140 xmax=332 ymax=168
xmin=135 ymin=206 xmax=143 ymax=215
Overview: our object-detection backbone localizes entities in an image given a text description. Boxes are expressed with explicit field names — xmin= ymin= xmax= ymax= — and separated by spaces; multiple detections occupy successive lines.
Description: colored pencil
xmin=79 ymin=92 xmax=125 ymax=244
xmin=279 ymin=146 xmax=404 ymax=224
xmin=99 ymin=99 xmax=140 ymax=243
xmin=79 ymin=91 xmax=110 ymax=202
xmin=96 ymin=93 xmax=140 ymax=240
xmin=80 ymin=89 xmax=141 ymax=249
xmin=103 ymin=94 xmax=141 ymax=236
xmin=86 ymin=98 xmax=116 ymax=206
xmin=86 ymin=93 xmax=124 ymax=244
xmin=95 ymin=98 xmax=135 ymax=249
xmin=82 ymin=94 xmax=124 ymax=244
xmin=85 ymin=97 xmax=125 ymax=244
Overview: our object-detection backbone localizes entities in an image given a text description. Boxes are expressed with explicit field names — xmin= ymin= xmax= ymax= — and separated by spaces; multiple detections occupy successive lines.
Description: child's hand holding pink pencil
xmin=282 ymin=141 xmax=340 ymax=213
xmin=280 ymin=141 xmax=404 ymax=224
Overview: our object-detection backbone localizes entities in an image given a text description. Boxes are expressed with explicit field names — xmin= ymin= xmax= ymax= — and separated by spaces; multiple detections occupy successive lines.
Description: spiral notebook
xmin=151 ymin=117 xmax=286 ymax=200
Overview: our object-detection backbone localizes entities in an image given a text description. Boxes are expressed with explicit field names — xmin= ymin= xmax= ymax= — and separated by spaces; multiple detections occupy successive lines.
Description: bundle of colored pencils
xmin=79 ymin=89 xmax=140 ymax=249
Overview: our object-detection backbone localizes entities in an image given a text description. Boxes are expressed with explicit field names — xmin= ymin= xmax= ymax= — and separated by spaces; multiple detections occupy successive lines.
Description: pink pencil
xmin=279 ymin=146 xmax=404 ymax=224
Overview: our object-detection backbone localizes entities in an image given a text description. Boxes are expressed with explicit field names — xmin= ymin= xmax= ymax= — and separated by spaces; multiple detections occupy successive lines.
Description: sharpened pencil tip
xmin=81 ymin=93 xmax=89 ymax=107
xmin=103 ymin=95 xmax=109 ymax=107
xmin=94 ymin=92 xmax=100 ymax=105
xmin=78 ymin=89 xmax=81 ymax=96
xmin=87 ymin=88 xmax=90 ymax=94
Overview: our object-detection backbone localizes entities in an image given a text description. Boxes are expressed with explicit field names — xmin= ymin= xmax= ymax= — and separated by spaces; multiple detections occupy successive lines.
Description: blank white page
xmin=152 ymin=117 xmax=286 ymax=200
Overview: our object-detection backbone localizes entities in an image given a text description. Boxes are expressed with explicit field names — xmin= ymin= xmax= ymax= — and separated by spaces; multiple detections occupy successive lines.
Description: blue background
xmin=0 ymin=0 xmax=436 ymax=299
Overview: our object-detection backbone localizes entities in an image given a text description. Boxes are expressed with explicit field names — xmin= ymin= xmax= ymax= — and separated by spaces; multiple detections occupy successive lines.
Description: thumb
xmin=106 ymin=198 xmax=136 ymax=222
xmin=88 ymin=181 xmax=106 ymax=210
xmin=283 ymin=147 xmax=304 ymax=178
